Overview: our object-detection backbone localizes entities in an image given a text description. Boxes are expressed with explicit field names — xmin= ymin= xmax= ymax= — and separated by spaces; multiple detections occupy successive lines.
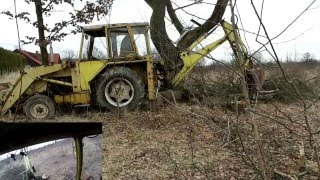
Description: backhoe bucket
xmin=245 ymin=68 xmax=281 ymax=99
xmin=246 ymin=68 xmax=266 ymax=91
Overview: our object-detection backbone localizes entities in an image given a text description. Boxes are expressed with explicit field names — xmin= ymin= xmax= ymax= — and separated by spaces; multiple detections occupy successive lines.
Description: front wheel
xmin=96 ymin=67 xmax=145 ymax=111
xmin=23 ymin=94 xmax=56 ymax=120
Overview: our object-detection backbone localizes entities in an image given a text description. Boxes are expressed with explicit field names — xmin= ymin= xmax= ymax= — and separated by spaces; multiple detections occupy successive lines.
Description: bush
xmin=0 ymin=47 xmax=26 ymax=74
xmin=264 ymin=74 xmax=317 ymax=103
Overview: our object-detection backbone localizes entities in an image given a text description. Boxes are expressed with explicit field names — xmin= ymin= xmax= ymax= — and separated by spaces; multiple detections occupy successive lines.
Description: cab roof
xmin=82 ymin=22 xmax=149 ymax=37
xmin=82 ymin=22 xmax=149 ymax=31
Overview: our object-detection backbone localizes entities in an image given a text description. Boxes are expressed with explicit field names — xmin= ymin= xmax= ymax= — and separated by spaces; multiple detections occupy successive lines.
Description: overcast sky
xmin=0 ymin=0 xmax=319 ymax=61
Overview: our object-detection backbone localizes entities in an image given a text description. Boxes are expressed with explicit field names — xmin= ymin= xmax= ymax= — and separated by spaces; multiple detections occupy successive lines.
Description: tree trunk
xmin=34 ymin=0 xmax=49 ymax=65
xmin=145 ymin=0 xmax=181 ymax=82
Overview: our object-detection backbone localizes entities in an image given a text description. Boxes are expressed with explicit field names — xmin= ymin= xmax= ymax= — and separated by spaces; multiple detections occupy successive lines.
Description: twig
xmin=163 ymin=143 xmax=188 ymax=179
xmin=231 ymin=0 xmax=267 ymax=178
xmin=273 ymin=169 xmax=297 ymax=180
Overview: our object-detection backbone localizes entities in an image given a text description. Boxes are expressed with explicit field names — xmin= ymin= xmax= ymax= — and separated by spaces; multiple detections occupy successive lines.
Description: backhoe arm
xmin=221 ymin=20 xmax=252 ymax=70
xmin=171 ymin=20 xmax=252 ymax=86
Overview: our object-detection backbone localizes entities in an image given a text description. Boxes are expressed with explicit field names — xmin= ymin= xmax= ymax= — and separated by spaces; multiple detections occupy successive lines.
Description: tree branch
xmin=177 ymin=0 xmax=229 ymax=50
xmin=166 ymin=1 xmax=184 ymax=34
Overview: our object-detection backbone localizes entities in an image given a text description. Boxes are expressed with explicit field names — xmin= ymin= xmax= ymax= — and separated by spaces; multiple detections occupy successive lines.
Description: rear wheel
xmin=23 ymin=94 xmax=56 ymax=120
xmin=96 ymin=67 xmax=145 ymax=111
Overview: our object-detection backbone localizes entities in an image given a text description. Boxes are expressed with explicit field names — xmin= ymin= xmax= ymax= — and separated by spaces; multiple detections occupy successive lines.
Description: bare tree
xmin=2 ymin=0 xmax=113 ymax=65
xmin=62 ymin=49 xmax=76 ymax=60
xmin=144 ymin=0 xmax=229 ymax=80
xmin=302 ymin=52 xmax=315 ymax=62
xmin=92 ymin=47 xmax=107 ymax=59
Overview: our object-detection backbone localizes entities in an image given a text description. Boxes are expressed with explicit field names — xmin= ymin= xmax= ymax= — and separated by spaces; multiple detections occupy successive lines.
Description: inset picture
xmin=0 ymin=123 xmax=102 ymax=180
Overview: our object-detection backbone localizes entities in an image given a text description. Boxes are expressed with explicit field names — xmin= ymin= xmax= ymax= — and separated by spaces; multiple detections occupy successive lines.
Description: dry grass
xmin=99 ymin=101 xmax=320 ymax=179
xmin=101 ymin=105 xmax=252 ymax=179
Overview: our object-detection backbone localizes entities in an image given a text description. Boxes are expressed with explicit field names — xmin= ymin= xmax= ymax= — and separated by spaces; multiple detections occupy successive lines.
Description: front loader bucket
xmin=0 ymin=64 xmax=64 ymax=116
xmin=0 ymin=83 xmax=11 ymax=104
xmin=0 ymin=83 xmax=10 ymax=91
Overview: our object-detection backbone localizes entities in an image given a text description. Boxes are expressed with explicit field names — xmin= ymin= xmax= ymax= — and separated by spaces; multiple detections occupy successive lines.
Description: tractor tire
xmin=23 ymin=94 xmax=56 ymax=120
xmin=96 ymin=66 xmax=145 ymax=111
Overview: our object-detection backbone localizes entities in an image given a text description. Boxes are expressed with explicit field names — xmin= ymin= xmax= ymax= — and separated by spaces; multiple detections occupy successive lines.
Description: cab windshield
xmin=80 ymin=25 xmax=150 ymax=60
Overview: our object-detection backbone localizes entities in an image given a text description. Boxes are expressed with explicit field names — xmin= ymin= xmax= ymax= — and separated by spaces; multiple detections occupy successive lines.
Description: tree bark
xmin=34 ymin=0 xmax=49 ymax=65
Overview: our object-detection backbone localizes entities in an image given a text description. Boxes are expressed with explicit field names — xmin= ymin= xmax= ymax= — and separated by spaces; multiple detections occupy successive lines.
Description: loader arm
xmin=171 ymin=20 xmax=252 ymax=86
xmin=0 ymin=64 xmax=64 ymax=115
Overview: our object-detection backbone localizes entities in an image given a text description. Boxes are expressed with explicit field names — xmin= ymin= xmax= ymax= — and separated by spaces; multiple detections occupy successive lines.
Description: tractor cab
xmin=80 ymin=22 xmax=151 ymax=61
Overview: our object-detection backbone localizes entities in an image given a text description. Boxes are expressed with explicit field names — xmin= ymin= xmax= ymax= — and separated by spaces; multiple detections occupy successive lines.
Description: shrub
xmin=0 ymin=47 xmax=26 ymax=74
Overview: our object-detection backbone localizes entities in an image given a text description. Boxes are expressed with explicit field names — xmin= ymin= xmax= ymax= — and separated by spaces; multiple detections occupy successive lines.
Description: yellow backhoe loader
xmin=0 ymin=20 xmax=262 ymax=120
